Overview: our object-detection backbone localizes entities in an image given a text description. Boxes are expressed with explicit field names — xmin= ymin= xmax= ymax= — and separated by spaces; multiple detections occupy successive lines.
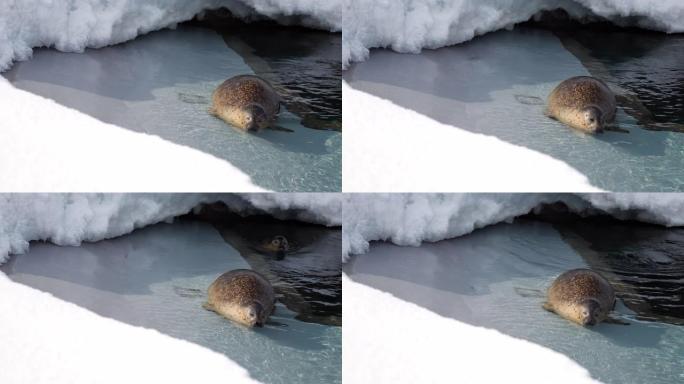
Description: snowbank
xmin=342 ymin=81 xmax=600 ymax=192
xmin=342 ymin=193 xmax=684 ymax=259
xmin=0 ymin=193 xmax=341 ymax=264
xmin=343 ymin=273 xmax=600 ymax=384
xmin=343 ymin=0 xmax=684 ymax=67
xmin=0 ymin=272 xmax=261 ymax=384
xmin=0 ymin=0 xmax=341 ymax=72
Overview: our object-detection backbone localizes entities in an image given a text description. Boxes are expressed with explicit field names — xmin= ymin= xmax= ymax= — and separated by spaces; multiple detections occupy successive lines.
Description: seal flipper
xmin=603 ymin=315 xmax=630 ymax=326
xmin=604 ymin=125 xmax=630 ymax=134
xmin=515 ymin=95 xmax=545 ymax=105
xmin=202 ymin=302 xmax=215 ymax=312
xmin=515 ymin=287 xmax=544 ymax=298
xmin=542 ymin=302 xmax=555 ymax=313
xmin=268 ymin=125 xmax=295 ymax=133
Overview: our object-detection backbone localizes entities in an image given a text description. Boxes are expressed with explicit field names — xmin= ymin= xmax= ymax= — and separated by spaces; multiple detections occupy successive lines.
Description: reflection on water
xmin=0 ymin=219 xmax=341 ymax=384
xmin=3 ymin=25 xmax=341 ymax=192
xmin=550 ymin=218 xmax=684 ymax=325
xmin=197 ymin=206 xmax=342 ymax=326
xmin=347 ymin=219 xmax=684 ymax=384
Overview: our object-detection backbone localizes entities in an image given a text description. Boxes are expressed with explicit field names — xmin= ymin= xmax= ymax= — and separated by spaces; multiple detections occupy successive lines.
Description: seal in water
xmin=203 ymin=269 xmax=275 ymax=327
xmin=210 ymin=75 xmax=281 ymax=132
xmin=258 ymin=235 xmax=290 ymax=259
xmin=546 ymin=76 xmax=616 ymax=133
xmin=543 ymin=268 xmax=627 ymax=326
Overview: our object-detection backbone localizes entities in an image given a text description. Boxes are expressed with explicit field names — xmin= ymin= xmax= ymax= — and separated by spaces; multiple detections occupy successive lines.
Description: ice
xmin=0 ymin=193 xmax=341 ymax=264
xmin=4 ymin=26 xmax=341 ymax=191
xmin=1 ymin=220 xmax=341 ymax=384
xmin=345 ymin=28 xmax=684 ymax=192
xmin=343 ymin=0 xmax=684 ymax=67
xmin=342 ymin=193 xmax=684 ymax=260
xmin=345 ymin=220 xmax=684 ymax=384
xmin=0 ymin=0 xmax=341 ymax=72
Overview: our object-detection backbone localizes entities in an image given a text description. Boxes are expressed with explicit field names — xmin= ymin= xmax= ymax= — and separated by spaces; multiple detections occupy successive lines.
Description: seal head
xmin=582 ymin=106 xmax=604 ymax=133
xmin=579 ymin=298 xmax=601 ymax=326
xmin=243 ymin=104 xmax=269 ymax=132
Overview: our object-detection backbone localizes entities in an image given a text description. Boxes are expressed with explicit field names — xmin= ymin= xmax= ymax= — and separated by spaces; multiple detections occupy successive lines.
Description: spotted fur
xmin=210 ymin=75 xmax=281 ymax=131
xmin=546 ymin=76 xmax=616 ymax=133
xmin=204 ymin=269 xmax=275 ymax=327
xmin=544 ymin=268 xmax=615 ymax=326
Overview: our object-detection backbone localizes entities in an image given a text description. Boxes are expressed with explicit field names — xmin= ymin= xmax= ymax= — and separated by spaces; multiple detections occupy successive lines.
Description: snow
xmin=342 ymin=81 xmax=600 ymax=192
xmin=342 ymin=193 xmax=684 ymax=260
xmin=0 ymin=193 xmax=341 ymax=264
xmin=343 ymin=273 xmax=600 ymax=384
xmin=343 ymin=0 xmax=684 ymax=67
xmin=0 ymin=0 xmax=341 ymax=72
xmin=0 ymin=271 xmax=261 ymax=384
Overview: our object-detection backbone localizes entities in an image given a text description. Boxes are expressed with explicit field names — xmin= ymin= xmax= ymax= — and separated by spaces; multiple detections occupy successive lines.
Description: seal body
xmin=203 ymin=269 xmax=275 ymax=327
xmin=543 ymin=268 xmax=615 ymax=326
xmin=210 ymin=75 xmax=281 ymax=132
xmin=546 ymin=76 xmax=616 ymax=133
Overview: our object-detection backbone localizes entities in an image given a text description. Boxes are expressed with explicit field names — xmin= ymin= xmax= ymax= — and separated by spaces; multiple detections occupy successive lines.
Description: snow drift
xmin=1 ymin=0 xmax=341 ymax=72
xmin=342 ymin=193 xmax=684 ymax=260
xmin=343 ymin=0 xmax=684 ymax=67
xmin=0 ymin=193 xmax=341 ymax=264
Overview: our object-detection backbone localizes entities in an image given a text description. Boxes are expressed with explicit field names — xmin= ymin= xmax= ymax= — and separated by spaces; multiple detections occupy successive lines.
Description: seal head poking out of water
xmin=546 ymin=76 xmax=616 ymax=133
xmin=203 ymin=269 xmax=275 ymax=327
xmin=210 ymin=75 xmax=281 ymax=132
xmin=543 ymin=268 xmax=617 ymax=326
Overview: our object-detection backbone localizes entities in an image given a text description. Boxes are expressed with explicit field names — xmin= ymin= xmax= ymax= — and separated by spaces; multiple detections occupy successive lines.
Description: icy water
xmin=3 ymin=25 xmax=341 ymax=192
xmin=0 ymin=220 xmax=341 ymax=384
xmin=345 ymin=27 xmax=684 ymax=191
xmin=346 ymin=219 xmax=684 ymax=384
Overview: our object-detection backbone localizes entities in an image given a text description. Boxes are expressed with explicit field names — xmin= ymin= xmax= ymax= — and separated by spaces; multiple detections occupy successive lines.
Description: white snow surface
xmin=0 ymin=272 xmax=261 ymax=384
xmin=0 ymin=193 xmax=341 ymax=264
xmin=343 ymin=0 xmax=684 ymax=67
xmin=343 ymin=273 xmax=601 ymax=384
xmin=342 ymin=193 xmax=684 ymax=260
xmin=0 ymin=0 xmax=341 ymax=72
xmin=342 ymin=81 xmax=600 ymax=192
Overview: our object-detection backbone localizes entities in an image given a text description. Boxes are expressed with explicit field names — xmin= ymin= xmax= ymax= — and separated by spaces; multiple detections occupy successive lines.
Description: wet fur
xmin=211 ymin=75 xmax=281 ymax=131
xmin=204 ymin=269 xmax=275 ymax=327
xmin=543 ymin=269 xmax=615 ymax=326
xmin=547 ymin=76 xmax=616 ymax=133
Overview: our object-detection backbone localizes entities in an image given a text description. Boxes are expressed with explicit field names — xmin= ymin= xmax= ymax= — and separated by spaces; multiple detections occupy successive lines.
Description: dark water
xmin=196 ymin=210 xmax=342 ymax=326
xmin=193 ymin=17 xmax=342 ymax=131
xmin=550 ymin=217 xmax=684 ymax=325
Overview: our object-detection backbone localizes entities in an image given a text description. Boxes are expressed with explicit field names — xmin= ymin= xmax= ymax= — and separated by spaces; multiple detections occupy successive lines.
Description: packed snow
xmin=343 ymin=273 xmax=600 ymax=384
xmin=0 ymin=193 xmax=341 ymax=264
xmin=342 ymin=193 xmax=684 ymax=259
xmin=343 ymin=0 xmax=684 ymax=67
xmin=0 ymin=272 xmax=261 ymax=384
xmin=0 ymin=0 xmax=341 ymax=72
xmin=342 ymin=81 xmax=600 ymax=192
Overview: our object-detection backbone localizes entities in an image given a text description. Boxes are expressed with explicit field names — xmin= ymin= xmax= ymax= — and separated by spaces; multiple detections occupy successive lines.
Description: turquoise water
xmin=1 ymin=220 xmax=341 ymax=384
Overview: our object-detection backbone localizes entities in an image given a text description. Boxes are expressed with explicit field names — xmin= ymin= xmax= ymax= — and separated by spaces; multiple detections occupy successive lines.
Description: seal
xmin=543 ymin=268 xmax=621 ymax=326
xmin=210 ymin=75 xmax=281 ymax=132
xmin=202 ymin=269 xmax=275 ymax=327
xmin=546 ymin=76 xmax=616 ymax=133
xmin=258 ymin=235 xmax=290 ymax=259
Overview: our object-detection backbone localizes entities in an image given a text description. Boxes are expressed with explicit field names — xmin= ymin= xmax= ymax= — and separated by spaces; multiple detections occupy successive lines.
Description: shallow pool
xmin=345 ymin=27 xmax=684 ymax=191
xmin=1 ymin=220 xmax=341 ymax=384
xmin=346 ymin=219 xmax=684 ymax=384
xmin=3 ymin=25 xmax=341 ymax=192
